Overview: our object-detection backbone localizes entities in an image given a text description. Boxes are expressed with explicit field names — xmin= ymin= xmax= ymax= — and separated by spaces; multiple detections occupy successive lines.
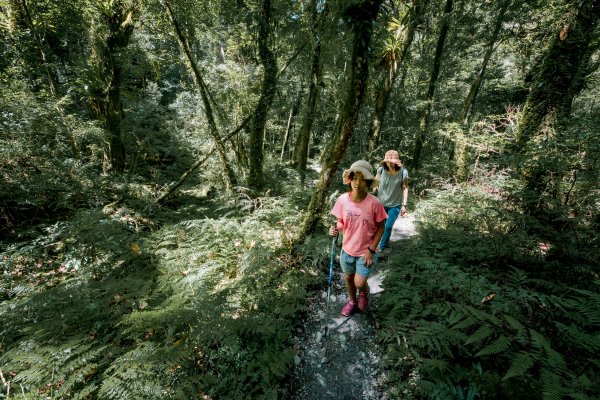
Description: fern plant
xmin=375 ymin=171 xmax=600 ymax=400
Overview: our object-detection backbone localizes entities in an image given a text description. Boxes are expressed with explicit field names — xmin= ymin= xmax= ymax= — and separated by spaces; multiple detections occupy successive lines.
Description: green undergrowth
xmin=375 ymin=170 xmax=600 ymax=400
xmin=0 ymin=187 xmax=324 ymax=399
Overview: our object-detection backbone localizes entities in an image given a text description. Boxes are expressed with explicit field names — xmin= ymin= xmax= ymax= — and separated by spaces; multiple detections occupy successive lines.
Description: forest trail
xmin=289 ymin=213 xmax=417 ymax=399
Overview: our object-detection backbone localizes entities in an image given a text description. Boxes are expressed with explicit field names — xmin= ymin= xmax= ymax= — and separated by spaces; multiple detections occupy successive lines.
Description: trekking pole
xmin=324 ymin=233 xmax=338 ymax=339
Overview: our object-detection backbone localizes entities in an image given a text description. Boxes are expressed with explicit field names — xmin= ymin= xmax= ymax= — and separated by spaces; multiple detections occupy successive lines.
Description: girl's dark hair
xmin=347 ymin=171 xmax=374 ymax=190
xmin=383 ymin=163 xmax=401 ymax=171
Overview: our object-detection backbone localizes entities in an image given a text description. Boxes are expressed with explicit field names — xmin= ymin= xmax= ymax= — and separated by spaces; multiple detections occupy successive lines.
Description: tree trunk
xmin=281 ymin=108 xmax=294 ymax=162
xmin=7 ymin=0 xmax=58 ymax=95
xmin=248 ymin=0 xmax=278 ymax=190
xmin=293 ymin=0 xmax=323 ymax=176
xmin=412 ymin=0 xmax=453 ymax=169
xmin=89 ymin=1 xmax=136 ymax=173
xmin=281 ymin=91 xmax=302 ymax=162
xmin=7 ymin=0 xmax=30 ymax=31
xmin=7 ymin=0 xmax=80 ymax=157
xmin=164 ymin=1 xmax=237 ymax=190
xmin=459 ymin=0 xmax=510 ymax=125
xmin=516 ymin=0 xmax=599 ymax=149
xmin=453 ymin=0 xmax=509 ymax=181
xmin=515 ymin=0 xmax=599 ymax=212
xmin=367 ymin=0 xmax=424 ymax=154
xmin=299 ymin=0 xmax=384 ymax=241
xmin=156 ymin=118 xmax=251 ymax=204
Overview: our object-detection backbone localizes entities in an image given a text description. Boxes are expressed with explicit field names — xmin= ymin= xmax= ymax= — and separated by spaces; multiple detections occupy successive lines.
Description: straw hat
xmin=381 ymin=150 xmax=402 ymax=167
xmin=342 ymin=160 xmax=379 ymax=188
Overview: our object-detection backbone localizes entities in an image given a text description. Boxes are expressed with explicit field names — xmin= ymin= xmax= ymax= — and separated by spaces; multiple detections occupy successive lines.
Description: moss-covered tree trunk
xmin=367 ymin=0 xmax=424 ymax=154
xmin=515 ymin=0 xmax=599 ymax=212
xmin=7 ymin=0 xmax=29 ymax=31
xmin=89 ymin=1 xmax=136 ymax=173
xmin=412 ymin=0 xmax=452 ymax=169
xmin=293 ymin=0 xmax=323 ymax=177
xmin=248 ymin=0 xmax=278 ymax=190
xmin=516 ymin=0 xmax=599 ymax=148
xmin=299 ymin=0 xmax=384 ymax=241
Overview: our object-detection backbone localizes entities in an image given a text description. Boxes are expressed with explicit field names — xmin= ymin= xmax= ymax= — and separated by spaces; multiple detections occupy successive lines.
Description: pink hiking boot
xmin=341 ymin=300 xmax=357 ymax=317
xmin=358 ymin=287 xmax=369 ymax=311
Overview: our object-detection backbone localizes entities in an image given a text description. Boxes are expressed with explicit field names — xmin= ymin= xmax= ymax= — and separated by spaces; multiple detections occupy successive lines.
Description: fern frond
xmin=566 ymin=393 xmax=593 ymax=400
xmin=502 ymin=351 xmax=535 ymax=380
xmin=545 ymin=348 xmax=567 ymax=374
xmin=529 ymin=328 xmax=552 ymax=352
xmin=465 ymin=325 xmax=492 ymax=346
xmin=502 ymin=314 xmax=527 ymax=343
xmin=541 ymin=367 xmax=563 ymax=400
xmin=475 ymin=335 xmax=511 ymax=357
xmin=554 ymin=321 xmax=600 ymax=353
xmin=452 ymin=317 xmax=478 ymax=330
xmin=422 ymin=357 xmax=450 ymax=374
xmin=507 ymin=266 xmax=528 ymax=286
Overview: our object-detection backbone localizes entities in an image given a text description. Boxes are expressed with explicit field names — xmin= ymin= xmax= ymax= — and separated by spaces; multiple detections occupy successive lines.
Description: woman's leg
xmin=379 ymin=206 xmax=400 ymax=250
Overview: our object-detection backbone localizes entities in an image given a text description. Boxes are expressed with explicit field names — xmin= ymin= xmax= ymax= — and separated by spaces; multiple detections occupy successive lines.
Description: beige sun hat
xmin=381 ymin=150 xmax=402 ymax=167
xmin=342 ymin=160 xmax=379 ymax=188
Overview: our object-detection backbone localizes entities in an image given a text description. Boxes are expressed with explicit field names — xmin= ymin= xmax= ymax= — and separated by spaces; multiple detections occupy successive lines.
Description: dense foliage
xmin=1 ymin=0 xmax=598 ymax=398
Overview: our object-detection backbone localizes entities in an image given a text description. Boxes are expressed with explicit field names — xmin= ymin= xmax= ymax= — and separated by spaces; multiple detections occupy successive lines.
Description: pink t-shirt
xmin=331 ymin=193 xmax=388 ymax=257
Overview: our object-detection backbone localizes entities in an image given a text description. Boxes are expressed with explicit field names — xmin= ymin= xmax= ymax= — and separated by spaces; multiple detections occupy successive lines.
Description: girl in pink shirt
xmin=329 ymin=160 xmax=387 ymax=316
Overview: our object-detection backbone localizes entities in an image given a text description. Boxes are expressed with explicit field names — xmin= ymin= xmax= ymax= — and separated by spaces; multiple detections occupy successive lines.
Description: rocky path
xmin=289 ymin=214 xmax=417 ymax=399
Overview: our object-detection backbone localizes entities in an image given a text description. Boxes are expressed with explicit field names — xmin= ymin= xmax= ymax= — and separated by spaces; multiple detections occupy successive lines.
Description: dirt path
xmin=289 ymin=214 xmax=417 ymax=399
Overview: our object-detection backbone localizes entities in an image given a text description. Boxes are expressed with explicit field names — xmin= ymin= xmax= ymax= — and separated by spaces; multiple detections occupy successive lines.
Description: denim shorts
xmin=340 ymin=249 xmax=377 ymax=277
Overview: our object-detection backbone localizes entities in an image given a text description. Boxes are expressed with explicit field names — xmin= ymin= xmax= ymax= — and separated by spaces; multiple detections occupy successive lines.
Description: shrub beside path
xmin=289 ymin=213 xmax=417 ymax=399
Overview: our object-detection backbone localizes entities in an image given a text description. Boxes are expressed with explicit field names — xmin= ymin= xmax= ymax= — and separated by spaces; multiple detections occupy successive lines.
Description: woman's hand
xmin=329 ymin=225 xmax=339 ymax=236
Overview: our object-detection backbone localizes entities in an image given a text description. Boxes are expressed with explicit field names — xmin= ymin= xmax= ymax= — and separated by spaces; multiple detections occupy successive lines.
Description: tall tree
xmin=88 ymin=0 xmax=137 ymax=173
xmin=412 ymin=0 xmax=453 ymax=169
xmin=247 ymin=0 xmax=278 ymax=190
xmin=516 ymin=0 xmax=599 ymax=148
xmin=452 ymin=0 xmax=510 ymax=181
xmin=367 ymin=0 xmax=425 ymax=154
xmin=293 ymin=0 xmax=324 ymax=177
xmin=5 ymin=0 xmax=59 ymax=95
xmin=515 ymin=0 xmax=599 ymax=211
xmin=459 ymin=0 xmax=510 ymax=125
xmin=163 ymin=0 xmax=237 ymax=191
xmin=300 ymin=0 xmax=384 ymax=240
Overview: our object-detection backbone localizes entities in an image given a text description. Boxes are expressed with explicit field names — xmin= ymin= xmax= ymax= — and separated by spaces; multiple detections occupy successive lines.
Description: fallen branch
xmin=155 ymin=115 xmax=253 ymax=204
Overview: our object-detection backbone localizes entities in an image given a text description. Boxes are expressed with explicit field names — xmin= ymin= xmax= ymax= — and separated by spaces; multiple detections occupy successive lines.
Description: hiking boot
xmin=358 ymin=288 xmax=369 ymax=311
xmin=341 ymin=300 xmax=357 ymax=317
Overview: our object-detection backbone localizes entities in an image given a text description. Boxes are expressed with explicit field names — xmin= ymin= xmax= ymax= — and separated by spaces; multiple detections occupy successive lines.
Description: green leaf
xmin=502 ymin=351 xmax=535 ymax=380
xmin=465 ymin=325 xmax=492 ymax=346
xmin=475 ymin=335 xmax=511 ymax=357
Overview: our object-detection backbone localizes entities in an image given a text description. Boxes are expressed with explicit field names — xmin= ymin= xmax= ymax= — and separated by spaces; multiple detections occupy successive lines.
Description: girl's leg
xmin=345 ymin=273 xmax=357 ymax=302
xmin=340 ymin=250 xmax=359 ymax=316
xmin=379 ymin=206 xmax=400 ymax=250
xmin=354 ymin=274 xmax=368 ymax=292
xmin=355 ymin=274 xmax=370 ymax=311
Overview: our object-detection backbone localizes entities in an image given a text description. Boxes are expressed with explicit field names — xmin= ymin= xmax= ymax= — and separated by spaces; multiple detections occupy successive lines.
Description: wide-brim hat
xmin=342 ymin=160 xmax=379 ymax=189
xmin=381 ymin=150 xmax=402 ymax=167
